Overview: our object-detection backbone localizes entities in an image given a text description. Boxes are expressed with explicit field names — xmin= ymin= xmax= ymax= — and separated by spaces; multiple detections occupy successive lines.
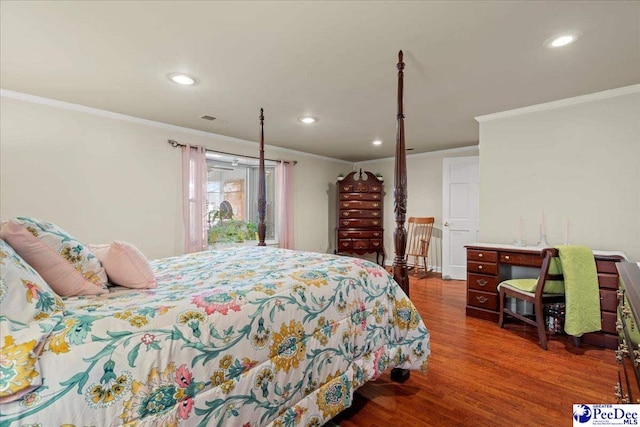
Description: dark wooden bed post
xmin=392 ymin=50 xmax=409 ymax=297
xmin=390 ymin=50 xmax=410 ymax=384
xmin=257 ymin=108 xmax=267 ymax=246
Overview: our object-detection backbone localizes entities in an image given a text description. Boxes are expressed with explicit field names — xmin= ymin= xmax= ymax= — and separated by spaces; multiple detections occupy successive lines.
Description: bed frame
xmin=256 ymin=51 xmax=411 ymax=381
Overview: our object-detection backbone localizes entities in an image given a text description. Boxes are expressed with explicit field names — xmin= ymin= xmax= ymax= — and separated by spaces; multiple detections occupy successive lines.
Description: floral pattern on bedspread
xmin=0 ymin=247 xmax=430 ymax=427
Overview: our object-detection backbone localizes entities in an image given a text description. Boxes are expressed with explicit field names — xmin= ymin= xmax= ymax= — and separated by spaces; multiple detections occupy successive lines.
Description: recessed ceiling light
xmin=299 ymin=117 xmax=316 ymax=124
xmin=372 ymin=140 xmax=382 ymax=146
xmin=545 ymin=33 xmax=580 ymax=48
xmin=168 ymin=73 xmax=196 ymax=85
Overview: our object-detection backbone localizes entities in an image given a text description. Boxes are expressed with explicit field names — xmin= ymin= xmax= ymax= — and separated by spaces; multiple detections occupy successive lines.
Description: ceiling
xmin=1 ymin=1 xmax=638 ymax=162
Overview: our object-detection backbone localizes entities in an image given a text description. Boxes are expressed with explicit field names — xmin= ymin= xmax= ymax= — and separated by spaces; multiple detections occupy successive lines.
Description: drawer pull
xmin=342 ymin=242 xmax=349 ymax=247
xmin=616 ymin=342 xmax=629 ymax=363
xmin=372 ymin=212 xmax=379 ymax=216
xmin=342 ymin=221 xmax=349 ymax=226
xmin=372 ymin=242 xmax=379 ymax=247
xmin=372 ymin=221 xmax=379 ymax=225
xmin=478 ymin=253 xmax=483 ymax=258
xmin=343 ymin=186 xmax=350 ymax=191
xmin=476 ymin=279 xmax=488 ymax=287
xmin=344 ymin=212 xmax=350 ymax=217
xmin=504 ymin=255 xmax=510 ymax=260
xmin=615 ymin=383 xmax=630 ymax=404
xmin=478 ymin=265 xmax=483 ymax=270
xmin=374 ymin=233 xmax=380 ymax=237
xmin=373 ymin=203 xmax=379 ymax=207
xmin=476 ymin=296 xmax=488 ymax=304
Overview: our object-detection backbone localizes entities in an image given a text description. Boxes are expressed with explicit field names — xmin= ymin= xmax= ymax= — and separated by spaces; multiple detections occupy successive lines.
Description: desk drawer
xmin=601 ymin=289 xmax=619 ymax=313
xmin=602 ymin=311 xmax=618 ymax=334
xmin=599 ymin=273 xmax=620 ymax=290
xmin=467 ymin=249 xmax=497 ymax=262
xmin=468 ymin=260 xmax=497 ymax=275
xmin=468 ymin=290 xmax=498 ymax=311
xmin=467 ymin=273 xmax=498 ymax=292
xmin=500 ymin=252 xmax=542 ymax=267
xmin=597 ymin=259 xmax=620 ymax=274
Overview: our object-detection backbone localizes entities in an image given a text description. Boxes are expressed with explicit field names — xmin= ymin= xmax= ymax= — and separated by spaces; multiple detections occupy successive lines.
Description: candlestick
xmin=518 ymin=216 xmax=523 ymax=241
xmin=537 ymin=223 xmax=549 ymax=247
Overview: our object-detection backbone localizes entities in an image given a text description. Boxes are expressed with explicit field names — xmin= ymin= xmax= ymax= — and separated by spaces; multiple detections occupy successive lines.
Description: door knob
xmin=444 ymin=222 xmax=450 ymax=227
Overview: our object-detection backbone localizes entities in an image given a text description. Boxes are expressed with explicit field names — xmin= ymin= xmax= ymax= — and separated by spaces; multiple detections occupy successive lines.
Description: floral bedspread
xmin=1 ymin=247 xmax=430 ymax=427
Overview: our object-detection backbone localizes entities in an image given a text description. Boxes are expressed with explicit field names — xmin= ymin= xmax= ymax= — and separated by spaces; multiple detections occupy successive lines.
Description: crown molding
xmin=0 ymin=88 xmax=351 ymax=164
xmin=475 ymin=84 xmax=640 ymax=123
xmin=356 ymin=145 xmax=479 ymax=165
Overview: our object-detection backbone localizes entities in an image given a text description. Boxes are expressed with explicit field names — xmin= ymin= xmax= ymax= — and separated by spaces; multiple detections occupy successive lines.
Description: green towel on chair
xmin=557 ymin=245 xmax=601 ymax=337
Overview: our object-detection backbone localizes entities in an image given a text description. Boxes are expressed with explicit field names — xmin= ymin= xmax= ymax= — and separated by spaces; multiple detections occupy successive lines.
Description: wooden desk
xmin=465 ymin=243 xmax=626 ymax=349
xmin=615 ymin=262 xmax=640 ymax=403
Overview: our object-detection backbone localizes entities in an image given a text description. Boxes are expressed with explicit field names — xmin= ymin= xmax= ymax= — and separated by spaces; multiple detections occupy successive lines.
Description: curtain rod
xmin=167 ymin=139 xmax=297 ymax=165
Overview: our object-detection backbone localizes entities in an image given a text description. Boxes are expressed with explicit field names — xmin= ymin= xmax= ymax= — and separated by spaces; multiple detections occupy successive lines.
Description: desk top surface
xmin=466 ymin=242 xmax=627 ymax=260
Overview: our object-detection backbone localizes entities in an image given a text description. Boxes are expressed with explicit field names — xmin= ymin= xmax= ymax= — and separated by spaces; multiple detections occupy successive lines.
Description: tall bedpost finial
xmin=393 ymin=49 xmax=408 ymax=297
xmin=258 ymin=108 xmax=267 ymax=246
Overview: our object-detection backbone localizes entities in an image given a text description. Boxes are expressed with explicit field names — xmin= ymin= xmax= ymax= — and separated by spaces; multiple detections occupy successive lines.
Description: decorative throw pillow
xmin=89 ymin=241 xmax=157 ymax=289
xmin=0 ymin=239 xmax=65 ymax=402
xmin=0 ymin=217 xmax=108 ymax=296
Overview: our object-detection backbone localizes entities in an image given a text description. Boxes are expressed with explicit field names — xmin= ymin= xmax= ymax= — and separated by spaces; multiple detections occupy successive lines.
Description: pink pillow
xmin=91 ymin=241 xmax=157 ymax=289
xmin=0 ymin=218 xmax=108 ymax=296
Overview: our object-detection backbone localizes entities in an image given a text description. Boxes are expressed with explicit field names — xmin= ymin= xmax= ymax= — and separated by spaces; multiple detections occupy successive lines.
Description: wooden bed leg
xmin=390 ymin=368 xmax=410 ymax=383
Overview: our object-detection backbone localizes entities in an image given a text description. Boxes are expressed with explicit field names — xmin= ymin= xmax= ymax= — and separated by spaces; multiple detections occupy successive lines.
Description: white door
xmin=442 ymin=156 xmax=479 ymax=280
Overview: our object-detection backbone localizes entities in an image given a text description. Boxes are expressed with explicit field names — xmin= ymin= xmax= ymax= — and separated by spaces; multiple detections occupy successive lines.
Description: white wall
xmin=478 ymin=86 xmax=640 ymax=261
xmin=0 ymin=94 xmax=347 ymax=259
xmin=356 ymin=146 xmax=479 ymax=267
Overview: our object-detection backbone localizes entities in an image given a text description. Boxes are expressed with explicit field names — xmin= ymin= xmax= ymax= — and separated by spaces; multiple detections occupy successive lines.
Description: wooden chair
xmin=406 ymin=217 xmax=435 ymax=277
xmin=498 ymin=248 xmax=565 ymax=350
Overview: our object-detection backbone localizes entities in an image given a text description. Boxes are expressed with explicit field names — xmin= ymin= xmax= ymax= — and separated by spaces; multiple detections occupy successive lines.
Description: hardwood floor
xmin=333 ymin=275 xmax=618 ymax=426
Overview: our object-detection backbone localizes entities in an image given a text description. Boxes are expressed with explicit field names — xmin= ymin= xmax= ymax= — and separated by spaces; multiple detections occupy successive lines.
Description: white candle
xmin=518 ymin=216 xmax=523 ymax=241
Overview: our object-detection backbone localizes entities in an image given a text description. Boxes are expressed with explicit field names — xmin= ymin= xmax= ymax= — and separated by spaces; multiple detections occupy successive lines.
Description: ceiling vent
xmin=200 ymin=115 xmax=216 ymax=121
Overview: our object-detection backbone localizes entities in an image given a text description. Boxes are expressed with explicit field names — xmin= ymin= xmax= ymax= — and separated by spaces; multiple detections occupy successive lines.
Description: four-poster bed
xmin=0 ymin=52 xmax=428 ymax=427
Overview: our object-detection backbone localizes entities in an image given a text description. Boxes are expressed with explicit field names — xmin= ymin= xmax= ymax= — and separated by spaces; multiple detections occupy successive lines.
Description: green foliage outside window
xmin=208 ymin=220 xmax=258 ymax=244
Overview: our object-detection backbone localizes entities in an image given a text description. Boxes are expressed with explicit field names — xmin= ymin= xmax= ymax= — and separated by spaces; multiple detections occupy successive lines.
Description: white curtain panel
xmin=276 ymin=162 xmax=294 ymax=249
xmin=181 ymin=145 xmax=207 ymax=253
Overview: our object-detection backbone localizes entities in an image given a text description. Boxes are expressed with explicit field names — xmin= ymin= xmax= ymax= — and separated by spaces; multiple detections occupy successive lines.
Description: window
xmin=206 ymin=152 xmax=277 ymax=245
